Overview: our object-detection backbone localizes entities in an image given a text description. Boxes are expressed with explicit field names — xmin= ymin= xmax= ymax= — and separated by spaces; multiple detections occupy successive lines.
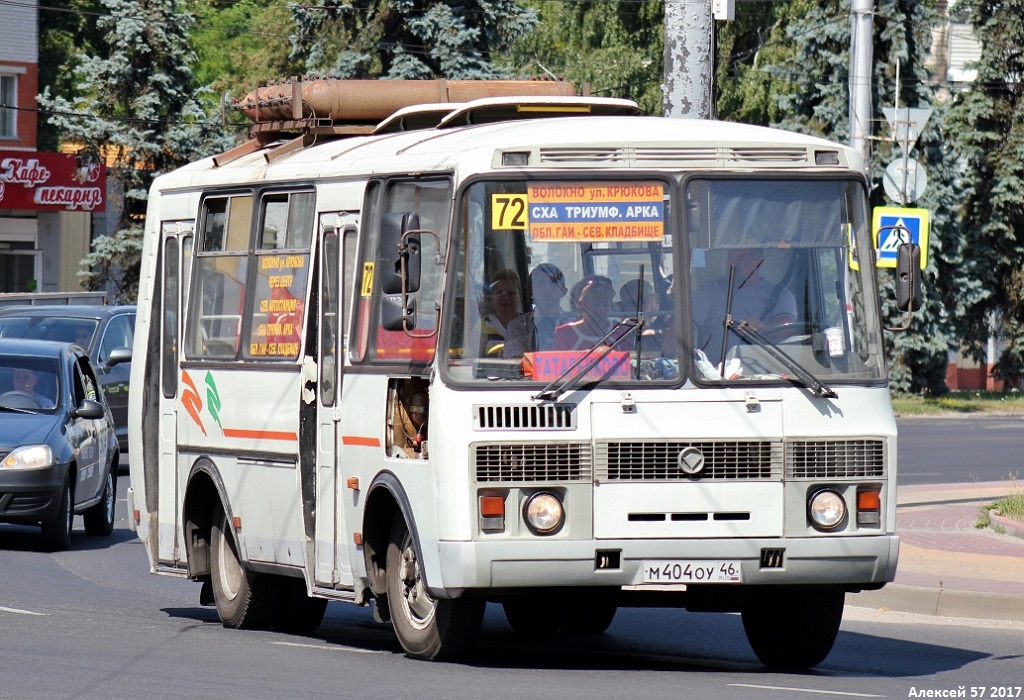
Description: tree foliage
xmin=37 ymin=0 xmax=234 ymax=303
xmin=946 ymin=0 xmax=1024 ymax=387
xmin=504 ymin=0 xmax=664 ymax=113
xmin=289 ymin=0 xmax=539 ymax=79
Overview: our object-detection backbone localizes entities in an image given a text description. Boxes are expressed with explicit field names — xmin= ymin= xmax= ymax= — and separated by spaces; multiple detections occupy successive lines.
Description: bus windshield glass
xmin=442 ymin=176 xmax=883 ymax=388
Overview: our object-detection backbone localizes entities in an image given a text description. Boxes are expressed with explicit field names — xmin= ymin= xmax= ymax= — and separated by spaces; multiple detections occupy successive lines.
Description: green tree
xmin=37 ymin=0 xmax=234 ymax=303
xmin=505 ymin=0 xmax=664 ymax=113
xmin=719 ymin=0 xmax=956 ymax=394
xmin=945 ymin=0 xmax=1024 ymax=388
xmin=289 ymin=0 xmax=538 ymax=79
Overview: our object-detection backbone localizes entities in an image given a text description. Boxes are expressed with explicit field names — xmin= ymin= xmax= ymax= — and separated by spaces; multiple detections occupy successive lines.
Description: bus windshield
xmin=441 ymin=176 xmax=883 ymax=388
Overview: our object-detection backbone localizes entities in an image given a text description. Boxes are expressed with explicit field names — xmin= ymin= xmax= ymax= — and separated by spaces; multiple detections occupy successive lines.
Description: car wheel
xmin=41 ymin=477 xmax=73 ymax=552
xmin=210 ymin=505 xmax=278 ymax=629
xmin=386 ymin=515 xmax=484 ymax=660
xmin=84 ymin=468 xmax=116 ymax=536
xmin=272 ymin=577 xmax=328 ymax=634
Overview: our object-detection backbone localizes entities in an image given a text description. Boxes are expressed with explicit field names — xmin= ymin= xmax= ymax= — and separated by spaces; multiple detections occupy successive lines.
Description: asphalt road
xmin=898 ymin=416 xmax=1024 ymax=485
xmin=1 ymin=471 xmax=1023 ymax=699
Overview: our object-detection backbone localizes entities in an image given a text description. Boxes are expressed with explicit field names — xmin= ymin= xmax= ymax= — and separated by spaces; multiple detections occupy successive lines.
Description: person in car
xmin=553 ymin=275 xmax=628 ymax=351
xmin=12 ymin=367 xmax=54 ymax=408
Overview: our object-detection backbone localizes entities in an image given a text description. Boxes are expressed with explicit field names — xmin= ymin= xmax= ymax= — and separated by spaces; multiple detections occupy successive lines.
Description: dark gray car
xmin=0 ymin=305 xmax=135 ymax=452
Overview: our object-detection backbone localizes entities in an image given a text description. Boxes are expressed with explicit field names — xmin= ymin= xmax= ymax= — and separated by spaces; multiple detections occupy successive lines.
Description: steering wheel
xmin=0 ymin=390 xmax=43 ymax=409
xmin=758 ymin=321 xmax=811 ymax=343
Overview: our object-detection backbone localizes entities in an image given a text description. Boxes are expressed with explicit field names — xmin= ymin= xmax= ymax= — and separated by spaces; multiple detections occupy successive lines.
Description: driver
xmin=12 ymin=367 xmax=55 ymax=408
xmin=692 ymin=248 xmax=797 ymax=361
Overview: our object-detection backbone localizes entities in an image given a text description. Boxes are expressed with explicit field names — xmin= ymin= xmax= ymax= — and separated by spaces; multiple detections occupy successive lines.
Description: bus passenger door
xmin=157 ymin=221 xmax=193 ymax=565
xmin=313 ymin=213 xmax=358 ymax=587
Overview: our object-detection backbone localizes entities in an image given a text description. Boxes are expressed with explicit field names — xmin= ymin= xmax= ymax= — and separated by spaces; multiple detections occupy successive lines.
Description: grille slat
xmin=538 ymin=146 xmax=811 ymax=167
xmin=475 ymin=404 xmax=576 ymax=430
xmin=786 ymin=439 xmax=886 ymax=478
xmin=474 ymin=443 xmax=591 ymax=483
xmin=596 ymin=440 xmax=783 ymax=481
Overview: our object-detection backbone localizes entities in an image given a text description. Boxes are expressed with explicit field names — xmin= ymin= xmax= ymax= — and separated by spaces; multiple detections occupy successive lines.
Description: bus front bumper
xmin=430 ymin=535 xmax=899 ymax=597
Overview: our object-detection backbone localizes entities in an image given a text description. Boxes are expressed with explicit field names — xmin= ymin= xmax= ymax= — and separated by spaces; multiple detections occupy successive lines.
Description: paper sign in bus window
xmin=519 ymin=182 xmax=666 ymax=243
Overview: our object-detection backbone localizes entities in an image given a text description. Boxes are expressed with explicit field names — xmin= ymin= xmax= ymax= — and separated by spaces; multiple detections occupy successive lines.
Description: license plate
xmin=643 ymin=560 xmax=742 ymax=584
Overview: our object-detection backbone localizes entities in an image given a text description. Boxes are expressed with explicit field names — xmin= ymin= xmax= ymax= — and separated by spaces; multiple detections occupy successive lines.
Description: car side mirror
xmin=895 ymin=242 xmax=922 ymax=312
xmin=74 ymin=399 xmax=105 ymax=419
xmin=106 ymin=347 xmax=132 ymax=368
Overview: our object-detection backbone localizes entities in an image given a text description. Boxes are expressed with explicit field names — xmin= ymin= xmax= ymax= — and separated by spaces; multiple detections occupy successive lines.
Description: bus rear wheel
xmin=741 ymin=588 xmax=845 ymax=671
xmin=385 ymin=516 xmax=484 ymax=660
xmin=210 ymin=506 xmax=278 ymax=630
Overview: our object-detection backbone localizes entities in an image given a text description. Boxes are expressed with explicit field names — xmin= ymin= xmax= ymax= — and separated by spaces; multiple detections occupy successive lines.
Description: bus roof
xmin=153 ymin=104 xmax=861 ymax=195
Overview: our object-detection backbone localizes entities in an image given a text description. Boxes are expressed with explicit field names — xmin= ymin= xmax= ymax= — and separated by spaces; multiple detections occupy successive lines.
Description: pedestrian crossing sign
xmin=872 ymin=206 xmax=929 ymax=269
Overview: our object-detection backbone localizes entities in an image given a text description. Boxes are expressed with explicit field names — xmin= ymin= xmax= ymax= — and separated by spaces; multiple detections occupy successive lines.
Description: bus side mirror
xmin=379 ymin=212 xmax=421 ymax=294
xmin=895 ymin=242 xmax=922 ymax=312
xmin=381 ymin=294 xmax=417 ymax=331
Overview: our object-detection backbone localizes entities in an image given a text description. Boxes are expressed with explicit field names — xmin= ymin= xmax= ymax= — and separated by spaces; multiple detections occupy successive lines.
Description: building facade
xmin=0 ymin=0 xmax=102 ymax=295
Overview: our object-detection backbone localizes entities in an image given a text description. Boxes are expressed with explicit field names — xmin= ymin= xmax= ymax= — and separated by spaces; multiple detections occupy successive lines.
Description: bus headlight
xmin=523 ymin=492 xmax=564 ymax=535
xmin=808 ymin=489 xmax=846 ymax=531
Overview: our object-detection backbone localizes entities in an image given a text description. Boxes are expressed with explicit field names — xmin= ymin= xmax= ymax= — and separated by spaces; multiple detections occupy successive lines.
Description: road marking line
xmin=272 ymin=641 xmax=382 ymax=654
xmin=728 ymin=684 xmax=883 ymax=697
xmin=0 ymin=606 xmax=49 ymax=616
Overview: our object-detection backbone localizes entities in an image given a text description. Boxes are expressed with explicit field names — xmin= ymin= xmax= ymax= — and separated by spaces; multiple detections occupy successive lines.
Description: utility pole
xmin=849 ymin=0 xmax=874 ymax=167
xmin=663 ymin=0 xmax=716 ymax=118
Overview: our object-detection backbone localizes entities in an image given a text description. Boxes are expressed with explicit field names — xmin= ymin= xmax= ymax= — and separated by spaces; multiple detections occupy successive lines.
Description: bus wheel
xmin=210 ymin=506 xmax=278 ymax=630
xmin=386 ymin=516 xmax=484 ymax=660
xmin=502 ymin=595 xmax=555 ymax=635
xmin=272 ymin=577 xmax=328 ymax=634
xmin=741 ymin=588 xmax=845 ymax=671
xmin=559 ymin=596 xmax=617 ymax=635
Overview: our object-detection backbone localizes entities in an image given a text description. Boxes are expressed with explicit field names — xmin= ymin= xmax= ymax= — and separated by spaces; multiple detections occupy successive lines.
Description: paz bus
xmin=127 ymin=78 xmax=918 ymax=669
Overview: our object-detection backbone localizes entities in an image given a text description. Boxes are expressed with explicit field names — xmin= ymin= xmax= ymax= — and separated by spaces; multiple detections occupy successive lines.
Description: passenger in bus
xmin=692 ymin=247 xmax=797 ymax=363
xmin=553 ymin=275 xmax=628 ymax=351
xmin=503 ymin=263 xmax=567 ymax=358
xmin=474 ymin=268 xmax=522 ymax=356
xmin=613 ymin=279 xmax=658 ymax=316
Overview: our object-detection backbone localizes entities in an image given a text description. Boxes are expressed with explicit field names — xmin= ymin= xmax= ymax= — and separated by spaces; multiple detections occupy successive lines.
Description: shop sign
xmin=0 ymin=150 xmax=106 ymax=212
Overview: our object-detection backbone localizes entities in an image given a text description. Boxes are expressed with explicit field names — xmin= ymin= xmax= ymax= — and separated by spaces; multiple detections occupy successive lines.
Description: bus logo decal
xmin=180 ymin=370 xmax=206 ymax=436
xmin=205 ymin=371 xmax=223 ymax=431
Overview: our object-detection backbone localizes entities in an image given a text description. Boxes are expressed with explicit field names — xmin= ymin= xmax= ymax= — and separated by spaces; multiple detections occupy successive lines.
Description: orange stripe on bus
xmin=343 ymin=436 xmax=381 ymax=447
xmin=222 ymin=428 xmax=299 ymax=441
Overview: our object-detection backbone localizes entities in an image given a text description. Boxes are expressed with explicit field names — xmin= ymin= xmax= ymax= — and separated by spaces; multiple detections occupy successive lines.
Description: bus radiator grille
xmin=595 ymin=440 xmax=783 ymax=481
xmin=474 ymin=404 xmax=576 ymax=430
xmin=473 ymin=442 xmax=592 ymax=483
xmin=785 ymin=439 xmax=886 ymax=478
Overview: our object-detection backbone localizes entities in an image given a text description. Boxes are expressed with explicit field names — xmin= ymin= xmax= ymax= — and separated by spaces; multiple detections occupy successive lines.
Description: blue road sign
xmin=872 ymin=206 xmax=930 ymax=269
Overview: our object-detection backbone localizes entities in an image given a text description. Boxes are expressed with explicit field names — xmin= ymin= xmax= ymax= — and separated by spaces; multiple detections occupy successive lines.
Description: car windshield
xmin=440 ymin=176 xmax=884 ymax=390
xmin=0 ymin=355 xmax=60 ymax=410
xmin=0 ymin=316 xmax=99 ymax=350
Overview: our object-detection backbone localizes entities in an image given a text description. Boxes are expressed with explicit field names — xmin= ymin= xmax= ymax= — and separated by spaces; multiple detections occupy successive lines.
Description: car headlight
xmin=1 ymin=445 xmax=54 ymax=470
xmin=808 ymin=489 xmax=846 ymax=530
xmin=523 ymin=492 xmax=565 ymax=535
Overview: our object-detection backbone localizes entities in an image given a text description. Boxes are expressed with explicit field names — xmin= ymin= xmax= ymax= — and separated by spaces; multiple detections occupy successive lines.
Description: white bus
xmin=128 ymin=78 xmax=916 ymax=670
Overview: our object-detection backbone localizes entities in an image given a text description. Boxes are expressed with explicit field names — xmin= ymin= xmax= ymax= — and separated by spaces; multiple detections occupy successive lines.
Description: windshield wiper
xmin=532 ymin=317 xmax=644 ymax=403
xmin=726 ymin=318 xmax=838 ymax=399
xmin=0 ymin=404 xmax=35 ymax=414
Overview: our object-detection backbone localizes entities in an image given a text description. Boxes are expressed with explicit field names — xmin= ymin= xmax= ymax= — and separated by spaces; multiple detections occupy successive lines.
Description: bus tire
xmin=386 ymin=516 xmax=484 ymax=660
xmin=741 ymin=588 xmax=845 ymax=671
xmin=272 ymin=577 xmax=328 ymax=634
xmin=559 ymin=596 xmax=617 ymax=635
xmin=41 ymin=476 xmax=73 ymax=552
xmin=210 ymin=506 xmax=278 ymax=630
xmin=83 ymin=468 xmax=116 ymax=536
xmin=502 ymin=595 xmax=556 ymax=635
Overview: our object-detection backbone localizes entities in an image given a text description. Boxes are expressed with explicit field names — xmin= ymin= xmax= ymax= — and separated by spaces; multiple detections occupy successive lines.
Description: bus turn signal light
xmin=479 ymin=494 xmax=505 ymax=532
xmin=857 ymin=488 xmax=881 ymax=526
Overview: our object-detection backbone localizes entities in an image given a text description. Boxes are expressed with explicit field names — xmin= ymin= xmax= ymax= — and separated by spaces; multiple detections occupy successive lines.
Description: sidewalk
xmin=847 ymin=481 xmax=1024 ymax=622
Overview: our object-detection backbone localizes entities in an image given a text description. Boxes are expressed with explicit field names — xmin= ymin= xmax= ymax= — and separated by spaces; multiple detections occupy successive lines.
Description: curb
xmin=989 ymin=512 xmax=1024 ymax=540
xmin=846 ymin=584 xmax=1024 ymax=623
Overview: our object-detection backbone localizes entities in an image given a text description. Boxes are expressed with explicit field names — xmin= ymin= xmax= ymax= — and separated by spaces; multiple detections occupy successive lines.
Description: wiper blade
xmin=0 ymin=404 xmax=35 ymax=414
xmin=727 ymin=318 xmax=838 ymax=399
xmin=533 ymin=317 xmax=644 ymax=403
